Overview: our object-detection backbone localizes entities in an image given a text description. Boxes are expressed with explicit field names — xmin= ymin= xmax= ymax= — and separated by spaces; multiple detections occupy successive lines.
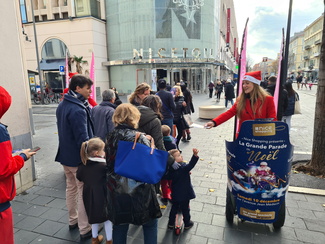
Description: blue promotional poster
xmin=226 ymin=120 xmax=293 ymax=224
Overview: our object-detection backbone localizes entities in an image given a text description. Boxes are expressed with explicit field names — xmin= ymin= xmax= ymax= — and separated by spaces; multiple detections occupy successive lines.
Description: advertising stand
xmin=225 ymin=120 xmax=293 ymax=228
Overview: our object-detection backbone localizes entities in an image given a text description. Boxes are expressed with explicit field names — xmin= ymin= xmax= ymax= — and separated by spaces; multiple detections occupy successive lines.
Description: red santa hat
xmin=68 ymin=72 xmax=79 ymax=79
xmin=243 ymin=71 xmax=261 ymax=85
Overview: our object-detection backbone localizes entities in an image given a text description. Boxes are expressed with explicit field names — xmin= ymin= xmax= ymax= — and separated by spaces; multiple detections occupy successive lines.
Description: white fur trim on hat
xmin=243 ymin=75 xmax=261 ymax=85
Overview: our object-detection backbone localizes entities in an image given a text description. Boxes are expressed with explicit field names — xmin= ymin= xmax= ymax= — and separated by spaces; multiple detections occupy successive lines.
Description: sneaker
xmin=187 ymin=135 xmax=191 ymax=141
xmin=184 ymin=221 xmax=194 ymax=229
xmin=181 ymin=138 xmax=188 ymax=142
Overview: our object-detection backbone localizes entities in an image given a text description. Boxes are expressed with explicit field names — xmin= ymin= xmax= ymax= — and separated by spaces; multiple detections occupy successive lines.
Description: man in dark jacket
xmin=0 ymin=86 xmax=35 ymax=243
xmin=156 ymin=79 xmax=176 ymax=136
xmin=91 ymin=89 xmax=116 ymax=141
xmin=224 ymin=79 xmax=235 ymax=108
xmin=266 ymin=76 xmax=288 ymax=121
xmin=55 ymin=75 xmax=94 ymax=240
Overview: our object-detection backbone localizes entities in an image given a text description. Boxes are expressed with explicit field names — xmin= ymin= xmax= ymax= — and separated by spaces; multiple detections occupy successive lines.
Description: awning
xmin=39 ymin=59 xmax=65 ymax=71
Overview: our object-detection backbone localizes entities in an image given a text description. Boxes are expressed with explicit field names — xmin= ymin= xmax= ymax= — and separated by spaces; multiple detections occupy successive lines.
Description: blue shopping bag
xmin=115 ymin=132 xmax=168 ymax=184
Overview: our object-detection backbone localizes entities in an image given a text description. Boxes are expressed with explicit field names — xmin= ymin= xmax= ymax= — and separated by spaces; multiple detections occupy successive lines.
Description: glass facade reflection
xmin=105 ymin=0 xmax=221 ymax=93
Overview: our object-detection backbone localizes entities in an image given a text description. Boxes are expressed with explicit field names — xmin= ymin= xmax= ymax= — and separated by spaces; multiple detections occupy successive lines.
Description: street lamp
xmin=30 ymin=0 xmax=44 ymax=104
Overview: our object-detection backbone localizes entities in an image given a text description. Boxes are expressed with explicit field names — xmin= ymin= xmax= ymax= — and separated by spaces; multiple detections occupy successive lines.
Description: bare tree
xmin=246 ymin=55 xmax=254 ymax=71
xmin=297 ymin=3 xmax=325 ymax=175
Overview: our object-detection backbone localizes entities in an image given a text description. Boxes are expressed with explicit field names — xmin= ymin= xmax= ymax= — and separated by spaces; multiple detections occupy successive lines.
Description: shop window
xmin=54 ymin=13 xmax=60 ymax=20
xmin=62 ymin=12 xmax=69 ymax=19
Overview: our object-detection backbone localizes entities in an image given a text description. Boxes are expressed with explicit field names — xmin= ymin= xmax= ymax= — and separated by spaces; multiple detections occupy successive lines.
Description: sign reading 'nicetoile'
xmin=133 ymin=48 xmax=215 ymax=59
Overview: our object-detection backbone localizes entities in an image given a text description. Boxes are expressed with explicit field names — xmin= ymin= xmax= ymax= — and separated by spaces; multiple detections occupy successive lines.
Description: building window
xmin=41 ymin=15 xmax=48 ymax=21
xmin=62 ymin=12 xmax=69 ymax=19
xmin=63 ymin=0 xmax=68 ymax=6
xmin=33 ymin=0 xmax=38 ymax=10
xmin=90 ymin=0 xmax=101 ymax=18
xmin=76 ymin=0 xmax=84 ymax=12
xmin=41 ymin=38 xmax=67 ymax=59
xmin=35 ymin=16 xmax=40 ymax=22
xmin=54 ymin=13 xmax=60 ymax=20
xmin=20 ymin=0 xmax=28 ymax=23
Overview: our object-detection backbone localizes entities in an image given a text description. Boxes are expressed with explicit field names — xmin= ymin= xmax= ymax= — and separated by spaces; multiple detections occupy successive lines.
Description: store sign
xmin=133 ymin=47 xmax=214 ymax=59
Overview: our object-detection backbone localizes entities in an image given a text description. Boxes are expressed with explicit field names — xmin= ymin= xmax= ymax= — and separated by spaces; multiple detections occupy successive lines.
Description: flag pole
xmin=233 ymin=18 xmax=249 ymax=140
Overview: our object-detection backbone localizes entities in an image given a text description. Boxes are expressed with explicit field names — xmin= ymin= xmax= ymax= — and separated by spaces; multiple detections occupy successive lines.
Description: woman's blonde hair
xmin=113 ymin=103 xmax=141 ymax=128
xmin=80 ymin=137 xmax=105 ymax=165
xmin=236 ymin=83 xmax=269 ymax=118
xmin=128 ymin=83 xmax=151 ymax=104
xmin=173 ymin=85 xmax=183 ymax=97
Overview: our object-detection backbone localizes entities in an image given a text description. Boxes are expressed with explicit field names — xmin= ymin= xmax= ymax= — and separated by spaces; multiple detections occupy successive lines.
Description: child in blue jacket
xmin=167 ymin=148 xmax=199 ymax=230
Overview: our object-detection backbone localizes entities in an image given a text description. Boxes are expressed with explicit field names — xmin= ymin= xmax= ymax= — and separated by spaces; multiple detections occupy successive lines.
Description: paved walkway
xmin=13 ymin=88 xmax=325 ymax=243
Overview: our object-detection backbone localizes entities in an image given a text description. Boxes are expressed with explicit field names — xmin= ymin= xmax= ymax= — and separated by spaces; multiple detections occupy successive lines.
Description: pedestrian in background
xmin=205 ymin=71 xmax=276 ymax=138
xmin=156 ymin=79 xmax=176 ymax=136
xmin=181 ymin=83 xmax=194 ymax=141
xmin=129 ymin=83 xmax=150 ymax=106
xmin=296 ymin=74 xmax=302 ymax=90
xmin=224 ymin=79 xmax=235 ymax=108
xmin=111 ymin=87 xmax=122 ymax=106
xmin=208 ymin=81 xmax=215 ymax=98
xmin=215 ymin=80 xmax=223 ymax=103
xmin=265 ymin=76 xmax=288 ymax=121
xmin=77 ymin=137 xmax=113 ymax=244
xmin=91 ymin=89 xmax=116 ymax=141
xmin=0 ymin=86 xmax=36 ymax=244
xmin=55 ymin=75 xmax=94 ymax=240
xmin=282 ymin=82 xmax=299 ymax=130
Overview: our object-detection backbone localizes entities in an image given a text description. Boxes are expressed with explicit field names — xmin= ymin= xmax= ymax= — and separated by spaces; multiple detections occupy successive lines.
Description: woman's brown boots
xmin=91 ymin=235 xmax=103 ymax=244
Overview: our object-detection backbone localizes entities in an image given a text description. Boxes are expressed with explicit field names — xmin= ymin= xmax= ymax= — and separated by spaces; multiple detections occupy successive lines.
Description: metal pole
xmin=30 ymin=0 xmax=44 ymax=104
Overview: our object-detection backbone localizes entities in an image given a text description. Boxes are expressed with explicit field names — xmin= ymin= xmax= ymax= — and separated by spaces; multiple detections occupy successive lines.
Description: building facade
xmin=2 ymin=1 xmax=35 ymax=192
xmin=302 ymin=14 xmax=323 ymax=81
xmin=288 ymin=31 xmax=304 ymax=79
xmin=20 ymin=0 xmax=109 ymax=99
xmin=103 ymin=0 xmax=238 ymax=93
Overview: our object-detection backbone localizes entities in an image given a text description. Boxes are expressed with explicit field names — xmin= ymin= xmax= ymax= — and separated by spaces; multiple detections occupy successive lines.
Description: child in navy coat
xmin=166 ymin=148 xmax=199 ymax=229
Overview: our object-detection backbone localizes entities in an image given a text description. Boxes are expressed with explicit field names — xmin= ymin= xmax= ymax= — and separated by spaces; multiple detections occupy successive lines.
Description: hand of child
xmin=22 ymin=149 xmax=36 ymax=160
xmin=172 ymin=162 xmax=180 ymax=170
xmin=192 ymin=148 xmax=199 ymax=157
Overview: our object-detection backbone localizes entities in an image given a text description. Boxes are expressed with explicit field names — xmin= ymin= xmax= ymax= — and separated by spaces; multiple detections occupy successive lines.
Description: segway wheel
xmin=175 ymin=227 xmax=181 ymax=235
xmin=225 ymin=188 xmax=234 ymax=223
xmin=273 ymin=201 xmax=285 ymax=229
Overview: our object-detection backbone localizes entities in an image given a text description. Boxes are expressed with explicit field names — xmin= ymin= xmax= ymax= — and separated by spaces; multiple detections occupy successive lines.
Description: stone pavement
xmin=12 ymin=88 xmax=325 ymax=243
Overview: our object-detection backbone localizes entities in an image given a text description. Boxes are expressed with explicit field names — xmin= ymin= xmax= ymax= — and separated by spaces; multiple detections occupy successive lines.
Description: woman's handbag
xmin=183 ymin=113 xmax=193 ymax=126
xmin=294 ymin=93 xmax=301 ymax=114
xmin=114 ymin=132 xmax=168 ymax=184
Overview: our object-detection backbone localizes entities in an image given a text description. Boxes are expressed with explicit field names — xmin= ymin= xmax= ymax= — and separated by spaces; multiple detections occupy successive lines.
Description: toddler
xmin=77 ymin=138 xmax=112 ymax=244
xmin=166 ymin=148 xmax=199 ymax=230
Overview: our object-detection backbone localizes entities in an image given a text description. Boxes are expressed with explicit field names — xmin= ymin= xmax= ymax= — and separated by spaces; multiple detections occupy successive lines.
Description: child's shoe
xmin=91 ymin=235 xmax=103 ymax=244
xmin=184 ymin=220 xmax=194 ymax=229
xmin=168 ymin=223 xmax=174 ymax=229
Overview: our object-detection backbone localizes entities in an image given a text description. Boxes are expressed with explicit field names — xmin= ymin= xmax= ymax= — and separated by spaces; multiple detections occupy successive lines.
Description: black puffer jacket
xmin=138 ymin=106 xmax=164 ymax=150
xmin=105 ymin=125 xmax=162 ymax=225
xmin=173 ymin=96 xmax=185 ymax=123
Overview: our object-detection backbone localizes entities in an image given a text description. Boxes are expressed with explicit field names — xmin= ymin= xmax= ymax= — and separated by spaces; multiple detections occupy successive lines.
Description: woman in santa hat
xmin=204 ymin=71 xmax=276 ymax=137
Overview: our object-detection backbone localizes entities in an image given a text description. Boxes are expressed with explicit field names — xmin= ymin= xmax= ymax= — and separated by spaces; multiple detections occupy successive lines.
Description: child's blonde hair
xmin=168 ymin=149 xmax=179 ymax=157
xmin=80 ymin=137 xmax=105 ymax=165
xmin=161 ymin=125 xmax=171 ymax=136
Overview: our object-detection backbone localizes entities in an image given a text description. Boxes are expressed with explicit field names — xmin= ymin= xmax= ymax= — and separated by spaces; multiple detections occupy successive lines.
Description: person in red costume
xmin=0 ymin=86 xmax=36 ymax=244
xmin=64 ymin=72 xmax=97 ymax=107
xmin=205 ymin=71 xmax=276 ymax=136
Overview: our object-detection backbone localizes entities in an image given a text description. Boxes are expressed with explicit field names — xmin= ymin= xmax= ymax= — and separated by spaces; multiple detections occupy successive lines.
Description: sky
xmin=233 ymin=0 xmax=324 ymax=64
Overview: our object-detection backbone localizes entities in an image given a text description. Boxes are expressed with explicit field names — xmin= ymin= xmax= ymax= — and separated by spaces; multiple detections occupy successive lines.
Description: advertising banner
xmin=226 ymin=120 xmax=293 ymax=223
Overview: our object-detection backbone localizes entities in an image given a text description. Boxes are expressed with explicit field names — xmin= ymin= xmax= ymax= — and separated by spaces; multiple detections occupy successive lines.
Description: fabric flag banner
xmin=89 ymin=52 xmax=96 ymax=101
xmin=235 ymin=18 xmax=249 ymax=136
xmin=65 ymin=50 xmax=69 ymax=88
xmin=274 ymin=30 xmax=285 ymax=115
